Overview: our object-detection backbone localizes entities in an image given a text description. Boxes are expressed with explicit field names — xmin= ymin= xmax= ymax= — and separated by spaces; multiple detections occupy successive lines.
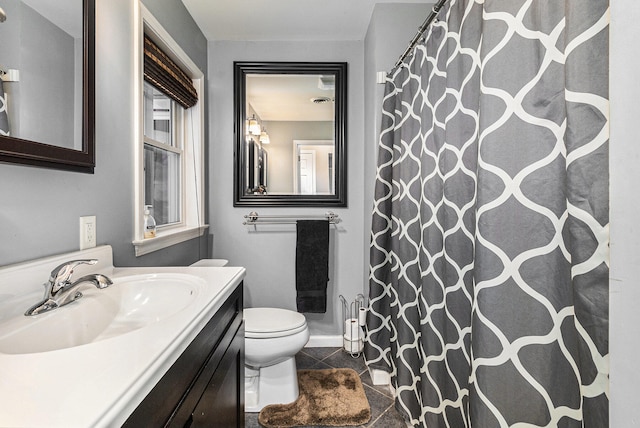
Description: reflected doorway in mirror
xmin=293 ymin=140 xmax=334 ymax=195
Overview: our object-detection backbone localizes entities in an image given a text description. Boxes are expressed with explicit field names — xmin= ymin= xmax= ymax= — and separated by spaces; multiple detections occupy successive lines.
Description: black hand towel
xmin=295 ymin=220 xmax=330 ymax=313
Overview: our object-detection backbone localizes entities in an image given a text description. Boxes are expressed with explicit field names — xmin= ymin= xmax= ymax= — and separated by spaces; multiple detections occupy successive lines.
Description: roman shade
xmin=144 ymin=35 xmax=198 ymax=109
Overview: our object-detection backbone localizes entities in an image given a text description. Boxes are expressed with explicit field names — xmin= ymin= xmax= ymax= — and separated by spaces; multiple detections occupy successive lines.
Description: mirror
xmin=0 ymin=0 xmax=94 ymax=173
xmin=234 ymin=62 xmax=347 ymax=207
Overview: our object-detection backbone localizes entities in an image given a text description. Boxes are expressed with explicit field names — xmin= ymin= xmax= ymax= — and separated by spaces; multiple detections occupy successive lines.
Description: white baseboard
xmin=369 ymin=368 xmax=391 ymax=386
xmin=305 ymin=334 xmax=343 ymax=348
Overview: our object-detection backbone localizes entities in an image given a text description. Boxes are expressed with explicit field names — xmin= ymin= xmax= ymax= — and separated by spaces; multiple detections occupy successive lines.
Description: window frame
xmin=132 ymin=4 xmax=207 ymax=257
xmin=143 ymin=83 xmax=184 ymax=228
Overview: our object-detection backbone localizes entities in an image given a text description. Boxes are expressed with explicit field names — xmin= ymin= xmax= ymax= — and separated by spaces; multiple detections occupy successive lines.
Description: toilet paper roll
xmin=358 ymin=307 xmax=367 ymax=326
xmin=344 ymin=318 xmax=360 ymax=340
xmin=343 ymin=336 xmax=364 ymax=353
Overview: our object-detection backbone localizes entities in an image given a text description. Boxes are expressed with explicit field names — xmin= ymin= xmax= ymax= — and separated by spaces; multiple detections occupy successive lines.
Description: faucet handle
xmin=48 ymin=259 xmax=98 ymax=289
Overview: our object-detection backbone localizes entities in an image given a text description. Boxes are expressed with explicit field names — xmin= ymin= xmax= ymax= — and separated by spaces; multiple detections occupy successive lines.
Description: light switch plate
xmin=80 ymin=216 xmax=96 ymax=250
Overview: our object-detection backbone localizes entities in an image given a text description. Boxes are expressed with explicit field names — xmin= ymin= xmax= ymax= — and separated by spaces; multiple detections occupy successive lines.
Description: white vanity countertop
xmin=0 ymin=247 xmax=245 ymax=427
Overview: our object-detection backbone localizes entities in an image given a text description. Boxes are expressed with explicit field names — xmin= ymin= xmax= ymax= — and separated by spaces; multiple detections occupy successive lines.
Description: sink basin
xmin=0 ymin=273 xmax=203 ymax=354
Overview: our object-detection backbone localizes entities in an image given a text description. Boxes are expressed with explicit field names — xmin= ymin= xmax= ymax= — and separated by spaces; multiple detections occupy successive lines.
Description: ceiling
xmin=22 ymin=0 xmax=82 ymax=38
xmin=247 ymin=74 xmax=335 ymax=122
xmin=181 ymin=0 xmax=430 ymax=122
xmin=181 ymin=0 xmax=430 ymax=42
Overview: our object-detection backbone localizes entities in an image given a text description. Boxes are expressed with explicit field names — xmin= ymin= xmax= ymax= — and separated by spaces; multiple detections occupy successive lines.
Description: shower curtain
xmin=365 ymin=1 xmax=609 ymax=427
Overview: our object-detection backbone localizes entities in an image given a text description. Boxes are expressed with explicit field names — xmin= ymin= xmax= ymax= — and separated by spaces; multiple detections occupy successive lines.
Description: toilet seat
xmin=244 ymin=307 xmax=308 ymax=338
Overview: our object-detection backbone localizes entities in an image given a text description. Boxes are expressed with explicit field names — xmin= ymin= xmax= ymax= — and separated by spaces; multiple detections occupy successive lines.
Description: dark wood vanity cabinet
xmin=123 ymin=284 xmax=244 ymax=428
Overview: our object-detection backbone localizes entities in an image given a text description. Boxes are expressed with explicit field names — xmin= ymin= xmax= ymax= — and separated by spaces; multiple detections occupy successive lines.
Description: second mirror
xmin=234 ymin=62 xmax=347 ymax=207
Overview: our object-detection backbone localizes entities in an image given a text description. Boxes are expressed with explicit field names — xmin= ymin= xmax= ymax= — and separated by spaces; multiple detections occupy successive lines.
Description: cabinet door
xmin=124 ymin=286 xmax=243 ymax=428
xmin=189 ymin=328 xmax=244 ymax=428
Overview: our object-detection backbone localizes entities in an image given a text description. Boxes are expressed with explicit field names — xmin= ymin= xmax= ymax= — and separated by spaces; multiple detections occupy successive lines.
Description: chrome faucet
xmin=25 ymin=259 xmax=113 ymax=316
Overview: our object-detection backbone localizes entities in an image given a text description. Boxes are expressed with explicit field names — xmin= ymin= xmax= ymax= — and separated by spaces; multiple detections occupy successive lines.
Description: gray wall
xmin=362 ymin=2 xmax=434 ymax=294
xmin=208 ymin=40 xmax=364 ymax=336
xmin=262 ymin=120 xmax=333 ymax=194
xmin=0 ymin=0 xmax=207 ymax=268
xmin=207 ymin=6 xmax=431 ymax=337
xmin=0 ymin=1 xmax=76 ymax=148
xmin=610 ymin=0 xmax=640 ymax=424
xmin=20 ymin=4 xmax=75 ymax=148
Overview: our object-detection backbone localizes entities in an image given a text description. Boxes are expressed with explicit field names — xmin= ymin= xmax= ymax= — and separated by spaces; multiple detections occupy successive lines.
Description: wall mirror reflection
xmin=0 ymin=0 xmax=94 ymax=173
xmin=234 ymin=62 xmax=347 ymax=207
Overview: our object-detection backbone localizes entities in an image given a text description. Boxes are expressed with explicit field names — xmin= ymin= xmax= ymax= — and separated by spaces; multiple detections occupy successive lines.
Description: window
xmin=143 ymin=82 xmax=182 ymax=226
xmin=133 ymin=5 xmax=207 ymax=256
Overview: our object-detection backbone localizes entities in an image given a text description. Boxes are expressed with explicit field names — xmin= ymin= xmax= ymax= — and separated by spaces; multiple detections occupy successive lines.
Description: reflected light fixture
xmin=247 ymin=114 xmax=261 ymax=136
xmin=259 ymin=127 xmax=270 ymax=145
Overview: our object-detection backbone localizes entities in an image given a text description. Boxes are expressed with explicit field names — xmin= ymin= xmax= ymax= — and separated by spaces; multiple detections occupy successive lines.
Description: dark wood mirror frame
xmin=234 ymin=62 xmax=347 ymax=207
xmin=0 ymin=0 xmax=95 ymax=174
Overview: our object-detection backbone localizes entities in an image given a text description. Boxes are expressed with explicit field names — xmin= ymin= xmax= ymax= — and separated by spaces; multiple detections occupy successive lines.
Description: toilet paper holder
xmin=339 ymin=294 xmax=366 ymax=357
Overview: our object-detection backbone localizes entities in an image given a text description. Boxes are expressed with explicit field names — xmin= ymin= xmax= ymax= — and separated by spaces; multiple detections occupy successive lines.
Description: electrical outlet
xmin=80 ymin=216 xmax=96 ymax=250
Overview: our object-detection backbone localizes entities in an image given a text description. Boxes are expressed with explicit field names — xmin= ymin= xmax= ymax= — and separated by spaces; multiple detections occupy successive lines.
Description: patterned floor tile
xmin=361 ymin=383 xmax=394 ymax=423
xmin=322 ymin=349 xmax=367 ymax=374
xmin=245 ymin=411 xmax=260 ymax=428
xmin=244 ymin=347 xmax=406 ymax=428
xmin=301 ymin=346 xmax=340 ymax=361
xmin=295 ymin=351 xmax=322 ymax=370
xmin=369 ymin=403 xmax=407 ymax=427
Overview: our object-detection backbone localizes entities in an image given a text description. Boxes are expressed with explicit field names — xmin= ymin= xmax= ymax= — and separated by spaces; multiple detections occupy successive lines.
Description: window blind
xmin=144 ymin=35 xmax=198 ymax=109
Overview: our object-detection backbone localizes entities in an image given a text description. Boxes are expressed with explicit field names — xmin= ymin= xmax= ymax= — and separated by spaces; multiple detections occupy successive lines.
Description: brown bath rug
xmin=258 ymin=368 xmax=371 ymax=427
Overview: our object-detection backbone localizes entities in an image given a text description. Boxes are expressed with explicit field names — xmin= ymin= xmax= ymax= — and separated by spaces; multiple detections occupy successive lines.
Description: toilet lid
xmin=244 ymin=307 xmax=307 ymax=338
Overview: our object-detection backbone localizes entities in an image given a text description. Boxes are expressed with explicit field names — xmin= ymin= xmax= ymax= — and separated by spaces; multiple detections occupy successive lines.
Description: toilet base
xmin=245 ymin=356 xmax=300 ymax=412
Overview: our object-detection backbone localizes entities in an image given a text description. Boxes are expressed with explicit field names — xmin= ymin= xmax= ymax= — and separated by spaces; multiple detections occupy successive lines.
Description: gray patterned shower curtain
xmin=365 ymin=1 xmax=609 ymax=427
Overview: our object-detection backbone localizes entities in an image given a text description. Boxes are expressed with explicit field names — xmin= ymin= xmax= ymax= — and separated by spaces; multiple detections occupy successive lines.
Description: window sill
xmin=132 ymin=225 xmax=209 ymax=257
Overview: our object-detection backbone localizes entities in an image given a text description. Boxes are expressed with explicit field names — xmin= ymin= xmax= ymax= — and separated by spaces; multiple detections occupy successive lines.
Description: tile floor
xmin=245 ymin=347 xmax=407 ymax=428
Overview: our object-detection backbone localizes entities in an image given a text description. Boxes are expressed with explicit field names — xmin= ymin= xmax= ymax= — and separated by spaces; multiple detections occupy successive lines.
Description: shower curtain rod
xmin=389 ymin=0 xmax=448 ymax=75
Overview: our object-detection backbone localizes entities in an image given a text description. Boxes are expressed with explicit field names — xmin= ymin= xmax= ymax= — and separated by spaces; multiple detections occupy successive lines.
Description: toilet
xmin=244 ymin=307 xmax=310 ymax=412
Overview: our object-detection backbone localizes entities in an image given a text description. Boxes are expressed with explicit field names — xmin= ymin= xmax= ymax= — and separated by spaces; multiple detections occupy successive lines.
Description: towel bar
xmin=242 ymin=211 xmax=340 ymax=225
